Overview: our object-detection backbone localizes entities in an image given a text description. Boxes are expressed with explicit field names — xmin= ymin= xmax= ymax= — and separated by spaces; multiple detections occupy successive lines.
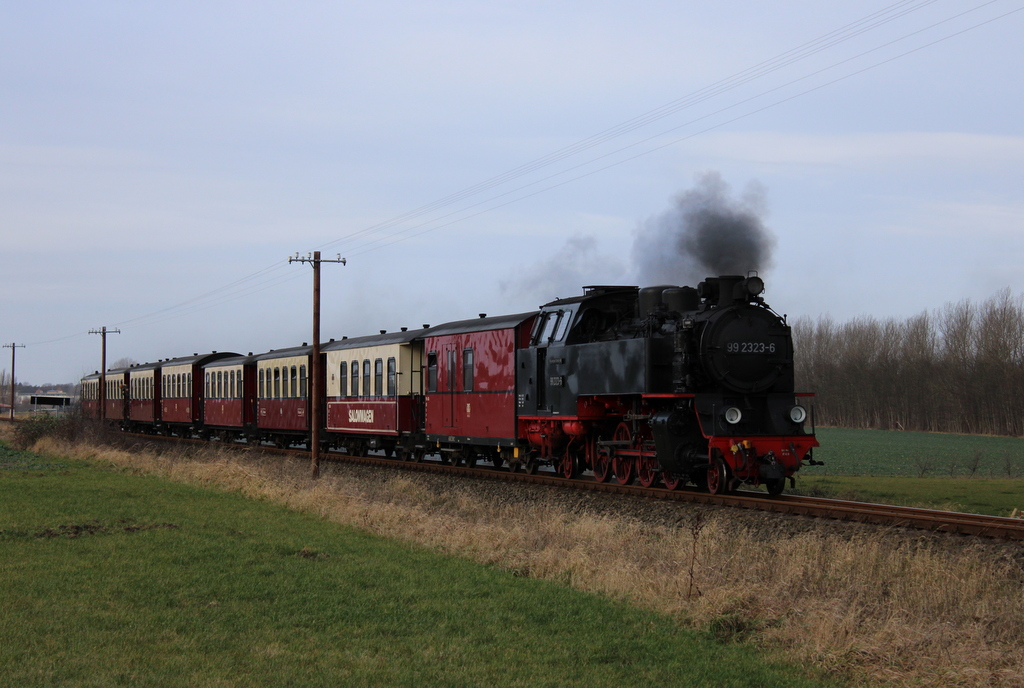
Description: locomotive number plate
xmin=727 ymin=341 xmax=776 ymax=354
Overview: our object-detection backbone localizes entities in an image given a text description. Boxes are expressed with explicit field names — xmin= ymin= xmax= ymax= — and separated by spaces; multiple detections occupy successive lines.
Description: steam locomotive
xmin=81 ymin=274 xmax=818 ymax=495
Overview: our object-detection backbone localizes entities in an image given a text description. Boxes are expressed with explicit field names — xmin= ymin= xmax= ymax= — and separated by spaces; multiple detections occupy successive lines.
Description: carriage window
xmin=299 ymin=365 xmax=307 ymax=398
xmin=447 ymin=350 xmax=456 ymax=391
xmin=463 ymin=349 xmax=474 ymax=391
xmin=387 ymin=357 xmax=396 ymax=397
xmin=351 ymin=361 xmax=359 ymax=396
xmin=237 ymin=370 xmax=243 ymax=398
xmin=274 ymin=368 xmax=281 ymax=398
xmin=215 ymin=371 xmax=221 ymax=399
xmin=187 ymin=373 xmax=192 ymax=398
xmin=374 ymin=359 xmax=383 ymax=397
xmin=340 ymin=363 xmax=347 ymax=397
xmin=363 ymin=360 xmax=371 ymax=397
xmin=205 ymin=373 xmax=210 ymax=398
xmin=290 ymin=366 xmax=298 ymax=398
xmin=427 ymin=352 xmax=438 ymax=393
xmin=230 ymin=370 xmax=236 ymax=399
xmin=259 ymin=369 xmax=265 ymax=398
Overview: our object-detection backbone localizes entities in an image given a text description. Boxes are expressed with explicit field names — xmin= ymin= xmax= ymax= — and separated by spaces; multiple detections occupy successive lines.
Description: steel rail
xmin=126 ymin=432 xmax=1024 ymax=542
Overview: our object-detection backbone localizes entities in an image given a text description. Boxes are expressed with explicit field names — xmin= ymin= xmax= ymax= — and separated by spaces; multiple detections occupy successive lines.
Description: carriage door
xmin=443 ymin=347 xmax=457 ymax=429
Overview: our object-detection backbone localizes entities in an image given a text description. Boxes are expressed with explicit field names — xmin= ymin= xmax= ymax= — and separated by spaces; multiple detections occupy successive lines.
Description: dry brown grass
xmin=19 ymin=430 xmax=1024 ymax=687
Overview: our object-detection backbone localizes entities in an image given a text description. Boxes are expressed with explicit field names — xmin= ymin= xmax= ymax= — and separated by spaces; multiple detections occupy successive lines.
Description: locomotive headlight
xmin=789 ymin=405 xmax=807 ymax=424
xmin=724 ymin=407 xmax=743 ymax=424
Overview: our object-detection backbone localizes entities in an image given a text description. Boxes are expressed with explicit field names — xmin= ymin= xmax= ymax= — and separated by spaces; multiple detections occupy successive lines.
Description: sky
xmin=2 ymin=0 xmax=1022 ymax=385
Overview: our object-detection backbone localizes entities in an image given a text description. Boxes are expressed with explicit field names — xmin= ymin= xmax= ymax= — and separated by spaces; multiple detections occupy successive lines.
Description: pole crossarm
xmin=288 ymin=251 xmax=346 ymax=479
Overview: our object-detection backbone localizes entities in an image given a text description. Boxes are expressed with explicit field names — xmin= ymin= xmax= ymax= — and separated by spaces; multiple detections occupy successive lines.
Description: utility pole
xmin=289 ymin=251 xmax=345 ymax=479
xmin=89 ymin=327 xmax=120 ymax=422
xmin=2 ymin=343 xmax=25 ymax=420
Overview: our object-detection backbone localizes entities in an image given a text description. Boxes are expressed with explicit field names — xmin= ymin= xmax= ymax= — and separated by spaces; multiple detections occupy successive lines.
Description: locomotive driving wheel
xmin=706 ymin=456 xmax=729 ymax=495
xmin=559 ymin=451 xmax=581 ymax=479
xmin=593 ymin=447 xmax=612 ymax=483
xmin=636 ymin=434 xmax=658 ymax=488
xmin=662 ymin=472 xmax=682 ymax=490
xmin=611 ymin=423 xmax=635 ymax=485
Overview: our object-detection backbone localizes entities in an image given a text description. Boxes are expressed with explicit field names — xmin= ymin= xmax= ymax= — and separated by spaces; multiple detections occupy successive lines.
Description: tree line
xmin=793 ymin=288 xmax=1024 ymax=437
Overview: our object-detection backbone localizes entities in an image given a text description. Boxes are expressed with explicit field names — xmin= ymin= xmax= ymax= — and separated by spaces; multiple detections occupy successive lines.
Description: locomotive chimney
xmin=716 ymin=275 xmax=744 ymax=308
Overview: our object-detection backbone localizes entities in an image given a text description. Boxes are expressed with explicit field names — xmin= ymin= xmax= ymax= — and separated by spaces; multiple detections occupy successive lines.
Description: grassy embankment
xmin=794 ymin=427 xmax=1024 ymax=516
xmin=3 ymin=419 xmax=1024 ymax=687
xmin=0 ymin=436 xmax=828 ymax=688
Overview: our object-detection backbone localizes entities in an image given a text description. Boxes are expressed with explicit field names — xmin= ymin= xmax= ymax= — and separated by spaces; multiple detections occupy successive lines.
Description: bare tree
xmin=794 ymin=289 xmax=1024 ymax=437
xmin=914 ymin=456 xmax=936 ymax=478
xmin=966 ymin=451 xmax=983 ymax=478
xmin=1003 ymin=450 xmax=1018 ymax=479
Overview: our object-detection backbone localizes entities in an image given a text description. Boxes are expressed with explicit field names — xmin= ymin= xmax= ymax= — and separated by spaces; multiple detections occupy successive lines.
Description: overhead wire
xmin=24 ymin=0 xmax=1020 ymax=346
xmin=342 ymin=3 xmax=1024 ymax=258
xmin=313 ymin=0 xmax=944 ymax=254
xmin=328 ymin=0 xmax=1017 ymax=258
xmin=105 ymin=0 xmax=951 ymax=333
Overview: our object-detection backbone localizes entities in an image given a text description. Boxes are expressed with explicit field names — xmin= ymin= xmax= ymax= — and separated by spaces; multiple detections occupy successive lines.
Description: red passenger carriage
xmin=127 ymin=361 xmax=160 ymax=431
xmin=103 ymin=367 xmax=129 ymax=423
xmin=159 ymin=352 xmax=238 ymax=434
xmin=255 ymin=345 xmax=313 ymax=447
xmin=202 ymin=354 xmax=257 ymax=441
xmin=80 ymin=372 xmax=101 ymax=420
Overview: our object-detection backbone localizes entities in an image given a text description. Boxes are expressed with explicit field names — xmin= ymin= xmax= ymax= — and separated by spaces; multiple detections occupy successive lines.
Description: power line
xmin=71 ymin=0 xmax=957 ymax=333
xmin=25 ymin=0 xmax=1022 ymax=343
xmin=333 ymin=1 xmax=1024 ymax=258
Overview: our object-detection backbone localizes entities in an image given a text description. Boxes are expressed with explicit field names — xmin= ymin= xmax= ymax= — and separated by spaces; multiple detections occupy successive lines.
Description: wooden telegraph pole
xmin=89 ymin=327 xmax=120 ymax=422
xmin=289 ymin=251 xmax=345 ymax=478
xmin=3 ymin=343 xmax=25 ymax=420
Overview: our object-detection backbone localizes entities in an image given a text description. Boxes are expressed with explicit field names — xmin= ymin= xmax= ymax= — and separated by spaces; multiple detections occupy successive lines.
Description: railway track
xmin=133 ymin=433 xmax=1024 ymax=542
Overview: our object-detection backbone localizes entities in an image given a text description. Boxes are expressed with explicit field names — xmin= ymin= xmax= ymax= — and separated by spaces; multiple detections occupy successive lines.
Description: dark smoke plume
xmin=632 ymin=172 xmax=775 ymax=286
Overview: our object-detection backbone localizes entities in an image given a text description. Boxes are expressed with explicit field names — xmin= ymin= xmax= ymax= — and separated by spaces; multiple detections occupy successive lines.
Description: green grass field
xmin=0 ymin=442 xmax=832 ymax=688
xmin=806 ymin=427 xmax=1024 ymax=478
xmin=792 ymin=428 xmax=1024 ymax=516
